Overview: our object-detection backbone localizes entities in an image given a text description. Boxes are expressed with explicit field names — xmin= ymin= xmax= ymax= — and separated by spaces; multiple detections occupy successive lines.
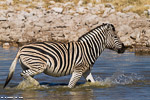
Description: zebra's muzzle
xmin=117 ymin=43 xmax=126 ymax=54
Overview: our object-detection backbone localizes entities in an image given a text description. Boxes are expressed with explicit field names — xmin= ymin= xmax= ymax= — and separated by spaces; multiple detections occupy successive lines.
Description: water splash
xmin=15 ymin=76 xmax=48 ymax=90
xmin=94 ymin=72 xmax=143 ymax=87
xmin=81 ymin=72 xmax=143 ymax=88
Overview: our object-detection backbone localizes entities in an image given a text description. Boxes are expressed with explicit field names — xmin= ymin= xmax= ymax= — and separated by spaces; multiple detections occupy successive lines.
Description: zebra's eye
xmin=114 ymin=36 xmax=117 ymax=38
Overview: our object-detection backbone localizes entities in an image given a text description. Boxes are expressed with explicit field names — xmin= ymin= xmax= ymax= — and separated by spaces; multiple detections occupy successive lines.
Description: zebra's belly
xmin=43 ymin=68 xmax=73 ymax=77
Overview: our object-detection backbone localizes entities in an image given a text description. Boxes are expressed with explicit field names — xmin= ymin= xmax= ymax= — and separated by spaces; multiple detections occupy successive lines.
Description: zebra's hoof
xmin=88 ymin=79 xmax=91 ymax=82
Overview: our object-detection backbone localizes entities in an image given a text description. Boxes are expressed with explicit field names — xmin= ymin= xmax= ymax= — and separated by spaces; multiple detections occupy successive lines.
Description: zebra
xmin=3 ymin=23 xmax=125 ymax=88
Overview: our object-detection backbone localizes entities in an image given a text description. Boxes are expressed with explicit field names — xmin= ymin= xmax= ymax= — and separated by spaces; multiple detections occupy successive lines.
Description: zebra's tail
xmin=3 ymin=51 xmax=20 ymax=88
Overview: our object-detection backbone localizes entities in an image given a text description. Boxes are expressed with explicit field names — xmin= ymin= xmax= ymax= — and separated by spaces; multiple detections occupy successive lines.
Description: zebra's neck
xmin=77 ymin=26 xmax=106 ymax=64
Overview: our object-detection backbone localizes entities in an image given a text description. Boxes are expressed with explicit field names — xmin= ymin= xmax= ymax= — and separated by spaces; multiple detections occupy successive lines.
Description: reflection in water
xmin=22 ymin=90 xmax=41 ymax=100
xmin=69 ymin=89 xmax=94 ymax=100
xmin=19 ymin=86 xmax=94 ymax=100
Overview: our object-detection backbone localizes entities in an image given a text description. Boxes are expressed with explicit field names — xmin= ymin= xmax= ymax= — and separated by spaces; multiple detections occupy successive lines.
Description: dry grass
xmin=53 ymin=0 xmax=150 ymax=15
xmin=109 ymin=0 xmax=150 ymax=15
xmin=0 ymin=0 xmax=150 ymax=15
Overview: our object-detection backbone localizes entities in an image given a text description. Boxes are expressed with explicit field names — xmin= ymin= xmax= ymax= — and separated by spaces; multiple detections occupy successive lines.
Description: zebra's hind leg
xmin=68 ymin=71 xmax=83 ymax=88
xmin=18 ymin=69 xmax=40 ymax=88
xmin=83 ymin=71 xmax=95 ymax=83
xmin=20 ymin=63 xmax=46 ymax=80
xmin=19 ymin=67 xmax=45 ymax=88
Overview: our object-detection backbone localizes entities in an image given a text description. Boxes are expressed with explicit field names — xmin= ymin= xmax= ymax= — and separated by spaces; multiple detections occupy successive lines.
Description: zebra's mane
xmin=77 ymin=23 xmax=115 ymax=41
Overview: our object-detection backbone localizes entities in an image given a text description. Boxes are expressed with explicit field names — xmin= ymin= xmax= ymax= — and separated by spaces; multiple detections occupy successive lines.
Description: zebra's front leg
xmin=68 ymin=71 xmax=83 ymax=88
xmin=83 ymin=71 xmax=95 ymax=83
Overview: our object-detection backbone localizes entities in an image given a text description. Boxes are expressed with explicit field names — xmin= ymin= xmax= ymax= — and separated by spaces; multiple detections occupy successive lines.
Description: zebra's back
xmin=19 ymin=42 xmax=82 ymax=77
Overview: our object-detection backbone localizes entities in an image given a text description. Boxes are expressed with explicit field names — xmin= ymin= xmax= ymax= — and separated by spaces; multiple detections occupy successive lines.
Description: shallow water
xmin=0 ymin=47 xmax=150 ymax=100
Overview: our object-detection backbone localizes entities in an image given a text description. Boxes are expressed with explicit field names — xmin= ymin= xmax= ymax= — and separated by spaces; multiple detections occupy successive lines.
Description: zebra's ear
xmin=102 ymin=23 xmax=115 ymax=32
xmin=107 ymin=24 xmax=115 ymax=31
xmin=110 ymin=24 xmax=115 ymax=31
xmin=102 ymin=23 xmax=106 ymax=25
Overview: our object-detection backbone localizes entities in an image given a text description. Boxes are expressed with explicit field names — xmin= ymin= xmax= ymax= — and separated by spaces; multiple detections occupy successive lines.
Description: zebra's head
xmin=103 ymin=23 xmax=125 ymax=53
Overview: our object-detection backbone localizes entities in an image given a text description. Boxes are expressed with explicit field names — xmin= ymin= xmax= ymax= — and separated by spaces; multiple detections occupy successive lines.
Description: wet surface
xmin=0 ymin=47 xmax=150 ymax=100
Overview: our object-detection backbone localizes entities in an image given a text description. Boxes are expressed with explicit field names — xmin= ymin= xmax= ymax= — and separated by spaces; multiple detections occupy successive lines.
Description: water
xmin=0 ymin=47 xmax=150 ymax=100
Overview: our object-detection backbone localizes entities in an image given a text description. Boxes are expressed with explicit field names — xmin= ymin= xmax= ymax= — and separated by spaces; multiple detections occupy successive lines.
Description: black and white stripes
xmin=4 ymin=23 xmax=125 ymax=88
